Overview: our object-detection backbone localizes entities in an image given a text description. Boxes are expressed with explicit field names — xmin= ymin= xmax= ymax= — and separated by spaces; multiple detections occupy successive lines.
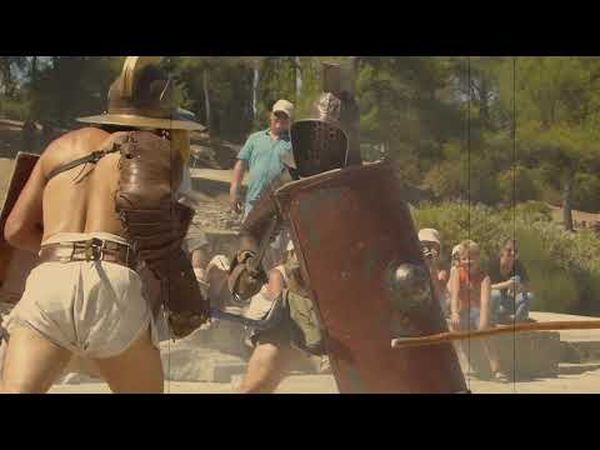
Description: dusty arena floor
xmin=48 ymin=369 xmax=600 ymax=394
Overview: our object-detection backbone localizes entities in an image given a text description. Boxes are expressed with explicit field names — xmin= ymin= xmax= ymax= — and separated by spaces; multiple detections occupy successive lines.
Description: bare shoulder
xmin=40 ymin=127 xmax=111 ymax=174
xmin=43 ymin=127 xmax=109 ymax=153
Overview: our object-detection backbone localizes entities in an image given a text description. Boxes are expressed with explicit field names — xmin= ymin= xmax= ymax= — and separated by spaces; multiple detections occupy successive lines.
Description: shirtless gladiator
xmin=0 ymin=57 xmax=209 ymax=393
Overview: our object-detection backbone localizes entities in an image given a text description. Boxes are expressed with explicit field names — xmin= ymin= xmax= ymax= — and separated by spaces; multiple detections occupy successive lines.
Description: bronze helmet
xmin=78 ymin=57 xmax=205 ymax=131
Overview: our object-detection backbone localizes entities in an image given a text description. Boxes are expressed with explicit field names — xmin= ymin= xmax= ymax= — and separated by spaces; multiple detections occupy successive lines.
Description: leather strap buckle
xmin=84 ymin=238 xmax=104 ymax=261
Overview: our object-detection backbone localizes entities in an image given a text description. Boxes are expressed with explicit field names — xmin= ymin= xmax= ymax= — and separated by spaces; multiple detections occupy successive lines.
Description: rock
xmin=160 ymin=345 xmax=247 ymax=383
xmin=56 ymin=372 xmax=100 ymax=385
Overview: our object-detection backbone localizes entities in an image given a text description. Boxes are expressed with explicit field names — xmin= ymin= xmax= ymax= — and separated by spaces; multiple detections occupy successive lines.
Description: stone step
xmin=461 ymin=312 xmax=600 ymax=379
xmin=560 ymin=341 xmax=600 ymax=363
xmin=457 ymin=330 xmax=561 ymax=380
xmin=558 ymin=362 xmax=600 ymax=376
xmin=530 ymin=311 xmax=600 ymax=364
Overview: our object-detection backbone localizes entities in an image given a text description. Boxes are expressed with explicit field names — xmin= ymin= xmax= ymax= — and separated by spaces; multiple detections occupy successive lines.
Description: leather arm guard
xmin=227 ymin=176 xmax=286 ymax=300
xmin=114 ymin=131 xmax=209 ymax=339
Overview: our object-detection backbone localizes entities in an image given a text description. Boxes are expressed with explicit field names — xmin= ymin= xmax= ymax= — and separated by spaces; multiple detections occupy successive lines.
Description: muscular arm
xmin=4 ymin=157 xmax=46 ymax=253
xmin=227 ymin=174 xmax=287 ymax=299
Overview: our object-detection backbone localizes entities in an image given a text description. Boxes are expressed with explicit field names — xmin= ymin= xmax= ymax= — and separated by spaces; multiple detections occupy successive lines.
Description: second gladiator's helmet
xmin=286 ymin=93 xmax=349 ymax=178
xmin=78 ymin=57 xmax=205 ymax=132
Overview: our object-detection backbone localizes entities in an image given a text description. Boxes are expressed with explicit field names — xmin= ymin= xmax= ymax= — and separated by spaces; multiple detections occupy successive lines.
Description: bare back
xmin=40 ymin=128 xmax=124 ymax=242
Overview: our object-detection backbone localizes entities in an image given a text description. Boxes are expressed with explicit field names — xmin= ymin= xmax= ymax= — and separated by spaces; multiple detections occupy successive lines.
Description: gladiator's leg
xmin=0 ymin=325 xmax=71 ymax=393
xmin=93 ymin=327 xmax=163 ymax=393
xmin=238 ymin=342 xmax=294 ymax=393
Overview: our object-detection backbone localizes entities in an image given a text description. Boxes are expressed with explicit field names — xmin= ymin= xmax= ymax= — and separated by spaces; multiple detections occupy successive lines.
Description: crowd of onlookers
xmin=418 ymin=228 xmax=534 ymax=329
xmin=418 ymin=228 xmax=535 ymax=380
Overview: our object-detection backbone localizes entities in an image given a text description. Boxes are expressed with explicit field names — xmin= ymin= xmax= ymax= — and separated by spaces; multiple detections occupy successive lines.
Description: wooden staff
xmin=391 ymin=320 xmax=600 ymax=349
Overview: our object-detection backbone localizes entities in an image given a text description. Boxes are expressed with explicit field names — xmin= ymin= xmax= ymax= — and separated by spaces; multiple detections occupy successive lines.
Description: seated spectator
xmin=449 ymin=240 xmax=503 ymax=380
xmin=488 ymin=238 xmax=534 ymax=324
xmin=418 ymin=228 xmax=450 ymax=317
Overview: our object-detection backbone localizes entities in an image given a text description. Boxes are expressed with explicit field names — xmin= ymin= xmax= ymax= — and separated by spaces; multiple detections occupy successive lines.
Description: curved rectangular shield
xmin=274 ymin=162 xmax=466 ymax=393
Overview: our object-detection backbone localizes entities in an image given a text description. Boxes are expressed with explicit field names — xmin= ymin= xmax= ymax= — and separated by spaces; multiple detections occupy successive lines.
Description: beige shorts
xmin=3 ymin=232 xmax=159 ymax=359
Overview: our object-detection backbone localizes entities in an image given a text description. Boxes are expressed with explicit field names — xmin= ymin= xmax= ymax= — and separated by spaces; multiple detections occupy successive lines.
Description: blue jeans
xmin=491 ymin=290 xmax=533 ymax=323
xmin=459 ymin=307 xmax=481 ymax=330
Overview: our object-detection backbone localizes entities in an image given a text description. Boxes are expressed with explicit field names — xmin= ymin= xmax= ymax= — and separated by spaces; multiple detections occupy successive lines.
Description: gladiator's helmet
xmin=284 ymin=92 xmax=349 ymax=178
xmin=77 ymin=57 xmax=205 ymax=132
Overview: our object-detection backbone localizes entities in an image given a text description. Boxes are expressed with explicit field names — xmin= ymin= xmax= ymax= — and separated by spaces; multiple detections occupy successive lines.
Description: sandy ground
xmin=48 ymin=368 xmax=600 ymax=394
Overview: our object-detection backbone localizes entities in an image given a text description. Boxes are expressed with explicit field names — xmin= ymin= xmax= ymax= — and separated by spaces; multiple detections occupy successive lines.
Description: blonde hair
xmin=457 ymin=240 xmax=480 ymax=259
xmin=450 ymin=244 xmax=461 ymax=266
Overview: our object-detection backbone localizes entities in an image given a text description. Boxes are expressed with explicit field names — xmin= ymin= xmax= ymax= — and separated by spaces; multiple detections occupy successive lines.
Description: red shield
xmin=274 ymin=162 xmax=466 ymax=393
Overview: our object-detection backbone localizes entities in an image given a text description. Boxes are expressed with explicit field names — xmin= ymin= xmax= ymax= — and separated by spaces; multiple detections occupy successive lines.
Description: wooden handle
xmin=391 ymin=320 xmax=600 ymax=349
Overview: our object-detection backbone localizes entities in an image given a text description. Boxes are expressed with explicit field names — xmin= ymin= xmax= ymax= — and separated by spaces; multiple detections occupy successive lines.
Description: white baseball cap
xmin=272 ymin=99 xmax=294 ymax=119
xmin=418 ymin=228 xmax=441 ymax=247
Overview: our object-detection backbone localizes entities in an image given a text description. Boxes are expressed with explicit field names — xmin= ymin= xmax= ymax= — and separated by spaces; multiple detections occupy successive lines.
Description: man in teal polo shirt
xmin=230 ymin=99 xmax=294 ymax=221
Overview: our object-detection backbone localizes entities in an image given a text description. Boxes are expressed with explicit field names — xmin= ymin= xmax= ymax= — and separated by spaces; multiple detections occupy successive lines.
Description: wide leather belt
xmin=38 ymin=238 xmax=136 ymax=269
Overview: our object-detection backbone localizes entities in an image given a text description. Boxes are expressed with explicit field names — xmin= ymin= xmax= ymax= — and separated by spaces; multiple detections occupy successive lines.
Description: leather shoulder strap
xmin=46 ymin=146 xmax=120 ymax=182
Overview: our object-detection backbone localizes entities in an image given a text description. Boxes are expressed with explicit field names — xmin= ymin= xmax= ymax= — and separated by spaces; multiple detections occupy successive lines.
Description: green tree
xmin=509 ymin=58 xmax=600 ymax=228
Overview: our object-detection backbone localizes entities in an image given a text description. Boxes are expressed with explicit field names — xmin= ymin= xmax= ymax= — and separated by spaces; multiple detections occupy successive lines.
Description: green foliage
xmin=573 ymin=173 xmax=600 ymax=212
xmin=497 ymin=165 xmax=539 ymax=205
xmin=0 ymin=96 xmax=30 ymax=120
xmin=1 ymin=55 xmax=600 ymax=217
xmin=31 ymin=57 xmax=123 ymax=127
xmin=170 ymin=57 xmax=255 ymax=141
